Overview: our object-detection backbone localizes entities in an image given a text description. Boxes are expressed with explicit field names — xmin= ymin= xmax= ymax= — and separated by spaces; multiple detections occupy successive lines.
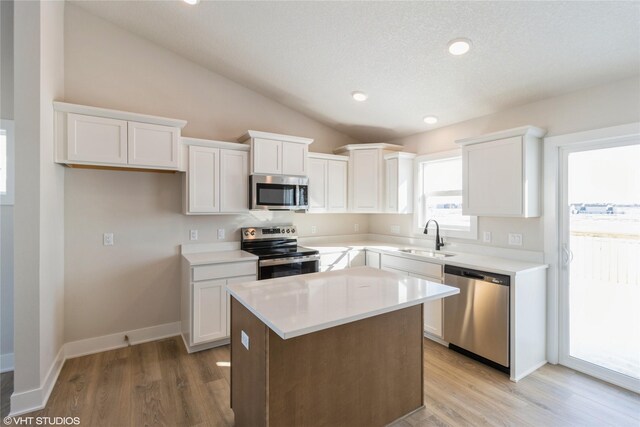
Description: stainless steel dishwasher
xmin=443 ymin=265 xmax=510 ymax=372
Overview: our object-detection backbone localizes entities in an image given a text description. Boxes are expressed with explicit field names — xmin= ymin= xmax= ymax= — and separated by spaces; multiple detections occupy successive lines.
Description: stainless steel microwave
xmin=250 ymin=175 xmax=309 ymax=211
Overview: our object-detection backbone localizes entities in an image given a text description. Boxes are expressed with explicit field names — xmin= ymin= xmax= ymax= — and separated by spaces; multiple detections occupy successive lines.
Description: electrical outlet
xmin=354 ymin=223 xmax=359 ymax=232
xmin=508 ymin=233 xmax=523 ymax=246
xmin=190 ymin=229 xmax=198 ymax=241
xmin=217 ymin=228 xmax=225 ymax=240
xmin=103 ymin=233 xmax=114 ymax=246
xmin=483 ymin=231 xmax=492 ymax=243
xmin=241 ymin=330 xmax=250 ymax=350
xmin=311 ymin=225 xmax=317 ymax=234
xmin=390 ymin=225 xmax=400 ymax=234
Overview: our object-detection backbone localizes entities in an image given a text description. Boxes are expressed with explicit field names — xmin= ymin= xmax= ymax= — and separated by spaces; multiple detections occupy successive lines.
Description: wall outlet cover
xmin=241 ymin=330 xmax=249 ymax=350
xmin=508 ymin=233 xmax=523 ymax=246
xmin=354 ymin=223 xmax=359 ymax=232
xmin=390 ymin=225 xmax=401 ymax=234
xmin=311 ymin=225 xmax=317 ymax=234
xmin=103 ymin=233 xmax=114 ymax=246
xmin=217 ymin=228 xmax=225 ymax=240
xmin=190 ymin=229 xmax=198 ymax=241
xmin=483 ymin=231 xmax=491 ymax=243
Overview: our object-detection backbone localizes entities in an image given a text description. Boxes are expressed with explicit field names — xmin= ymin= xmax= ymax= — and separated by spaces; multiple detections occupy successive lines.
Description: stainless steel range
xmin=241 ymin=225 xmax=320 ymax=280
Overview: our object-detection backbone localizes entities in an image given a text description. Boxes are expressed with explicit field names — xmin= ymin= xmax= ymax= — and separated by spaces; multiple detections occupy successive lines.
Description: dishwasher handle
xmin=444 ymin=265 xmax=510 ymax=286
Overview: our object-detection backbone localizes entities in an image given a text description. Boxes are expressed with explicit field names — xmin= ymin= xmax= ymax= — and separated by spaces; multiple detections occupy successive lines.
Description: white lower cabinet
xmin=380 ymin=253 xmax=444 ymax=339
xmin=366 ymin=251 xmax=381 ymax=269
xmin=182 ymin=259 xmax=257 ymax=352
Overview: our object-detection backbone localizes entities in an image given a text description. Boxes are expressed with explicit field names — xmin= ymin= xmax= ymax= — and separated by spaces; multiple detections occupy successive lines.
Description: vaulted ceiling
xmin=71 ymin=1 xmax=640 ymax=142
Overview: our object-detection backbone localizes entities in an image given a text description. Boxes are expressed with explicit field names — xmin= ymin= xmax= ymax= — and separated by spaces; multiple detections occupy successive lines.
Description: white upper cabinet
xmin=334 ymin=143 xmax=404 ymax=213
xmin=385 ymin=152 xmax=416 ymax=214
xmin=252 ymin=137 xmax=282 ymax=175
xmin=183 ymin=138 xmax=249 ymax=215
xmin=327 ymin=158 xmax=348 ymax=212
xmin=55 ymin=102 xmax=186 ymax=171
xmin=457 ymin=126 xmax=545 ymax=218
xmin=240 ymin=130 xmax=313 ymax=177
xmin=308 ymin=153 xmax=348 ymax=213
xmin=220 ymin=149 xmax=249 ymax=213
xmin=67 ymin=113 xmax=128 ymax=165
xmin=128 ymin=122 xmax=179 ymax=168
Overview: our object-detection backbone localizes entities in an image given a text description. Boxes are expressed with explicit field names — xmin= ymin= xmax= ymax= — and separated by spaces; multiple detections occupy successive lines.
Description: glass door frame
xmin=557 ymin=135 xmax=640 ymax=393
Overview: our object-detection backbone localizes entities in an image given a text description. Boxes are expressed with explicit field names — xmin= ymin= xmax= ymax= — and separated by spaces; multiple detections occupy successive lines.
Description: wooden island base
xmin=230 ymin=297 xmax=424 ymax=427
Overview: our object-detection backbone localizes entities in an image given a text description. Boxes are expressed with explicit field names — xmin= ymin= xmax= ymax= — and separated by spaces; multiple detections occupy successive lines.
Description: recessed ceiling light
xmin=183 ymin=0 xmax=200 ymax=5
xmin=423 ymin=116 xmax=438 ymax=125
xmin=351 ymin=91 xmax=368 ymax=102
xmin=447 ymin=38 xmax=472 ymax=56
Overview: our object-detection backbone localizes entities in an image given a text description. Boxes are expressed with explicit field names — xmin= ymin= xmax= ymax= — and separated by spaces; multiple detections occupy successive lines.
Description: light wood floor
xmin=1 ymin=336 xmax=638 ymax=426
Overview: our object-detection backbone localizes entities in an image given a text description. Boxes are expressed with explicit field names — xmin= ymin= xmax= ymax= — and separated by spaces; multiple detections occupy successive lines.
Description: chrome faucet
xmin=423 ymin=219 xmax=445 ymax=251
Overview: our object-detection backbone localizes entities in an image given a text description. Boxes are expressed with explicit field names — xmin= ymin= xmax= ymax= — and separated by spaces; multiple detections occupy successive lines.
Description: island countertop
xmin=226 ymin=266 xmax=459 ymax=340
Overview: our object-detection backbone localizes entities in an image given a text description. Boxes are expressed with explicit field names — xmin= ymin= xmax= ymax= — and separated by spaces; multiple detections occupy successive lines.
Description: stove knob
xmin=286 ymin=228 xmax=291 ymax=233
xmin=250 ymin=230 xmax=255 ymax=236
xmin=244 ymin=230 xmax=249 ymax=236
xmin=291 ymin=228 xmax=296 ymax=234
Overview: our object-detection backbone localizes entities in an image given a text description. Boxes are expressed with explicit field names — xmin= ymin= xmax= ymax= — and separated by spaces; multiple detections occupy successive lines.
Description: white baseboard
xmin=65 ymin=321 xmax=181 ymax=359
xmin=1 ymin=353 xmax=14 ymax=373
xmin=9 ymin=321 xmax=181 ymax=417
xmin=10 ymin=346 xmax=64 ymax=417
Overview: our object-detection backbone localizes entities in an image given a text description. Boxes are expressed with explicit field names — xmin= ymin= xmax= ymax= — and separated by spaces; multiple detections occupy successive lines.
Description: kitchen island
xmin=226 ymin=266 xmax=459 ymax=427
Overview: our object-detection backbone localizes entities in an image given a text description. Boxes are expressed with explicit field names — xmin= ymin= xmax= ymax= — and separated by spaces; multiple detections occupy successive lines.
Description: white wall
xmin=12 ymin=0 xmax=65 ymax=409
xmin=373 ymin=76 xmax=640 ymax=252
xmin=0 ymin=0 xmax=14 ymax=367
xmin=63 ymin=5 xmax=366 ymax=342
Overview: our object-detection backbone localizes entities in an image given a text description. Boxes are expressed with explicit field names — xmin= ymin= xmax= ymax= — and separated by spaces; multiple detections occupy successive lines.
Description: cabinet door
xmin=351 ymin=149 xmax=380 ymax=212
xmin=128 ymin=121 xmax=179 ymax=168
xmin=365 ymin=251 xmax=381 ymax=269
xmin=308 ymin=158 xmax=328 ymax=212
xmin=282 ymin=141 xmax=308 ymax=176
xmin=327 ymin=160 xmax=348 ymax=212
xmin=409 ymin=272 xmax=444 ymax=338
xmin=192 ymin=279 xmax=227 ymax=344
xmin=463 ymin=136 xmax=523 ymax=216
xmin=67 ymin=113 xmax=127 ymax=165
xmin=220 ymin=149 xmax=249 ymax=213
xmin=188 ymin=146 xmax=220 ymax=213
xmin=386 ymin=158 xmax=399 ymax=212
xmin=253 ymin=138 xmax=282 ymax=174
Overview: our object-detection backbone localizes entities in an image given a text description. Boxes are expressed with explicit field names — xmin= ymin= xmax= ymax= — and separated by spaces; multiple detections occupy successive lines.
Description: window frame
xmin=0 ymin=119 xmax=15 ymax=205
xmin=413 ymin=149 xmax=477 ymax=240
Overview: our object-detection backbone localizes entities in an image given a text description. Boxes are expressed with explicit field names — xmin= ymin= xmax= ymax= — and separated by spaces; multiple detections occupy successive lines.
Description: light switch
xmin=311 ymin=225 xmax=317 ymax=234
xmin=241 ymin=330 xmax=250 ymax=350
xmin=354 ymin=223 xmax=359 ymax=232
xmin=390 ymin=225 xmax=400 ymax=234
xmin=483 ymin=231 xmax=491 ymax=243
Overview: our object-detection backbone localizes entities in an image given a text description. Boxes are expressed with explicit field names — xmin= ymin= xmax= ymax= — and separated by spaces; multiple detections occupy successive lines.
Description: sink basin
xmin=398 ymin=248 xmax=455 ymax=258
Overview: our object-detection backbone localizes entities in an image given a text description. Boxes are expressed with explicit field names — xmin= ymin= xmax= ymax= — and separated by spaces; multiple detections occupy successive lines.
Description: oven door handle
xmin=259 ymin=254 xmax=320 ymax=267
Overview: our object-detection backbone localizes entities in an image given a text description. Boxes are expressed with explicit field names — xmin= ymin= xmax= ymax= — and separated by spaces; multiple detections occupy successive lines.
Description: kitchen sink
xmin=398 ymin=248 xmax=455 ymax=258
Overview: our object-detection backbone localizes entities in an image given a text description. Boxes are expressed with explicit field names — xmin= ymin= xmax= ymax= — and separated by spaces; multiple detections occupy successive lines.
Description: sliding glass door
xmin=560 ymin=141 xmax=640 ymax=392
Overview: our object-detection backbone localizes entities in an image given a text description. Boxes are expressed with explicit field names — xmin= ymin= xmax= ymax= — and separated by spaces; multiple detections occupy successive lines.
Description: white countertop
xmin=226 ymin=266 xmax=459 ymax=339
xmin=305 ymin=241 xmax=547 ymax=275
xmin=182 ymin=250 xmax=258 ymax=266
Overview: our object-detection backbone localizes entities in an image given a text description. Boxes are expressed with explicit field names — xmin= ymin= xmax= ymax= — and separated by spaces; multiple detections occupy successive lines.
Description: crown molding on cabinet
xmin=384 ymin=152 xmax=416 ymax=160
xmin=455 ymin=125 xmax=546 ymax=146
xmin=53 ymin=101 xmax=187 ymax=128
xmin=181 ymin=136 xmax=249 ymax=151
xmin=238 ymin=130 xmax=314 ymax=145
xmin=308 ymin=152 xmax=349 ymax=161
xmin=333 ymin=143 xmax=405 ymax=154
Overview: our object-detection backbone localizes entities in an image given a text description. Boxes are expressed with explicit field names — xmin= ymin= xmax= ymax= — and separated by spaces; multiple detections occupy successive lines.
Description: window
xmin=1 ymin=120 xmax=15 ymax=205
xmin=414 ymin=150 xmax=477 ymax=239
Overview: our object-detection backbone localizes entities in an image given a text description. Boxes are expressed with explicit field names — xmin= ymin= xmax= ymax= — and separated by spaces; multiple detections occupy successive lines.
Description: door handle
xmin=562 ymin=245 xmax=574 ymax=265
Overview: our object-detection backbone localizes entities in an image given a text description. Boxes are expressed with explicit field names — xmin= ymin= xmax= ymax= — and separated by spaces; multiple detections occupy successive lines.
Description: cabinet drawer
xmin=381 ymin=254 xmax=442 ymax=279
xmin=192 ymin=262 xmax=257 ymax=282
